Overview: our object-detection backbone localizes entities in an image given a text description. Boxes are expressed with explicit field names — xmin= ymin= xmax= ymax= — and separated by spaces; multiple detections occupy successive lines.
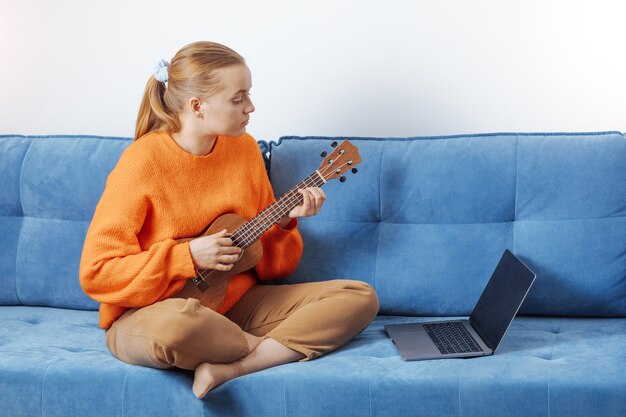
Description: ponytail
xmin=134 ymin=76 xmax=180 ymax=140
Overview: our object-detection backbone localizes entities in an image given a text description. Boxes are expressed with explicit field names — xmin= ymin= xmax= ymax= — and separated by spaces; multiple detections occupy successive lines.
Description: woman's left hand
xmin=278 ymin=187 xmax=326 ymax=227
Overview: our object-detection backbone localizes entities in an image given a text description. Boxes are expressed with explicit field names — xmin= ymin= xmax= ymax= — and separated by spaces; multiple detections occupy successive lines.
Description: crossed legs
xmin=105 ymin=280 xmax=379 ymax=399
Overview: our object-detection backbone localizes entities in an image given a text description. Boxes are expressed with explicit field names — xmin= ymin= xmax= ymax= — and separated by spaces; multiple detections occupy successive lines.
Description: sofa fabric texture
xmin=0 ymin=132 xmax=624 ymax=417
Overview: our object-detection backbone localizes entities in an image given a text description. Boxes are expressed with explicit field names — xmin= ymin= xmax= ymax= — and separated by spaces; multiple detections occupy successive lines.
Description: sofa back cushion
xmin=268 ymin=133 xmax=626 ymax=317
xmin=0 ymin=135 xmax=131 ymax=310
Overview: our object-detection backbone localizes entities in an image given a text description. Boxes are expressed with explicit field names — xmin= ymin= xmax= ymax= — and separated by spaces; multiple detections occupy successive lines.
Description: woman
xmin=79 ymin=41 xmax=379 ymax=399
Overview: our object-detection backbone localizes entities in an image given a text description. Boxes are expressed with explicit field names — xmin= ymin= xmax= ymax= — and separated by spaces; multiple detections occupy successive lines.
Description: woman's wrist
xmin=278 ymin=215 xmax=299 ymax=230
xmin=277 ymin=215 xmax=292 ymax=229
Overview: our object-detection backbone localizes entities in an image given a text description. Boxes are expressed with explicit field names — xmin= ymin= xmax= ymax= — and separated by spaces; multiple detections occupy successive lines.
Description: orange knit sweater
xmin=79 ymin=131 xmax=303 ymax=329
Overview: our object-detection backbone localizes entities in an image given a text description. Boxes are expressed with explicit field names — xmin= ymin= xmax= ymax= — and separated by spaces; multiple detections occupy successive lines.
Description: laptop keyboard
xmin=423 ymin=321 xmax=483 ymax=355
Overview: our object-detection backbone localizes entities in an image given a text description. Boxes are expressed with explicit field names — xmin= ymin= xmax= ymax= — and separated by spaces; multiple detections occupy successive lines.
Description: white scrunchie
xmin=153 ymin=59 xmax=169 ymax=84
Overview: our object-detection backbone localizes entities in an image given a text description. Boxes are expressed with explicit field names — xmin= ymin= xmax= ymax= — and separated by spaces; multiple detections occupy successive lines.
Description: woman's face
xmin=199 ymin=64 xmax=255 ymax=137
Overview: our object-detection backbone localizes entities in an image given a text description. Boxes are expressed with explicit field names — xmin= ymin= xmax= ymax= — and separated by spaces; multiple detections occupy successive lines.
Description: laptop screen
xmin=469 ymin=249 xmax=536 ymax=351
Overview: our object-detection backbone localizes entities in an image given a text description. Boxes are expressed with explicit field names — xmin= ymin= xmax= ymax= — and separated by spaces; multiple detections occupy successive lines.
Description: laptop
xmin=385 ymin=249 xmax=536 ymax=361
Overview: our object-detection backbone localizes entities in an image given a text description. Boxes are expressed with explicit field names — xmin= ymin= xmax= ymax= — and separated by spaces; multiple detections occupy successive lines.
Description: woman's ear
xmin=188 ymin=97 xmax=203 ymax=117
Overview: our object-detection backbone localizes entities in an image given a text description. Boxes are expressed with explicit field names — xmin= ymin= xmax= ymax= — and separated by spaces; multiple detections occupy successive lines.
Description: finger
xmin=306 ymin=189 xmax=317 ymax=214
xmin=298 ymin=189 xmax=306 ymax=206
xmin=208 ymin=230 xmax=229 ymax=242
xmin=219 ymin=254 xmax=240 ymax=264
xmin=304 ymin=189 xmax=313 ymax=213
xmin=298 ymin=189 xmax=309 ymax=213
xmin=213 ymin=263 xmax=234 ymax=272
xmin=217 ymin=237 xmax=234 ymax=246
xmin=219 ymin=246 xmax=242 ymax=255
xmin=289 ymin=204 xmax=300 ymax=219
xmin=303 ymin=188 xmax=316 ymax=213
xmin=308 ymin=188 xmax=323 ymax=212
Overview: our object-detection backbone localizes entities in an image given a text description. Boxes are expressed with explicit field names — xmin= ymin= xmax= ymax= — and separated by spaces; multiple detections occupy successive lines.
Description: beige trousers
xmin=105 ymin=279 xmax=379 ymax=370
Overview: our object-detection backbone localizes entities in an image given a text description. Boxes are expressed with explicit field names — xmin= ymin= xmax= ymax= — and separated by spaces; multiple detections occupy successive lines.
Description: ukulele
xmin=173 ymin=139 xmax=362 ymax=310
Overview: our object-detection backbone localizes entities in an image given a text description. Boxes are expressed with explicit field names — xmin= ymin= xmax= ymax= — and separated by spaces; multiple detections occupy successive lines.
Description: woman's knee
xmin=356 ymin=281 xmax=380 ymax=319
xmin=334 ymin=280 xmax=380 ymax=320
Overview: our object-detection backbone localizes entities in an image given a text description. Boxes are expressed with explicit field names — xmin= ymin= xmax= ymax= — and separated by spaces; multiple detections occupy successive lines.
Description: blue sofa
xmin=1 ymin=132 xmax=625 ymax=417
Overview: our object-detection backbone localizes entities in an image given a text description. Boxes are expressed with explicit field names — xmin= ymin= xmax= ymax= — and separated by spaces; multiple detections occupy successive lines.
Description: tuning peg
xmin=331 ymin=141 xmax=338 ymax=148
xmin=320 ymin=151 xmax=328 ymax=157
xmin=351 ymin=168 xmax=358 ymax=174
xmin=340 ymin=176 xmax=346 ymax=182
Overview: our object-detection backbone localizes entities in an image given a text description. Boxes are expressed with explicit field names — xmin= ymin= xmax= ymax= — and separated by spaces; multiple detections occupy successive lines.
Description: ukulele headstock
xmin=317 ymin=140 xmax=362 ymax=183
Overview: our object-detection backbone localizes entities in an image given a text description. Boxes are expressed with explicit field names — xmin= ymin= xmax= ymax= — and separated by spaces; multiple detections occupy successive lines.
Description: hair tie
xmin=153 ymin=59 xmax=169 ymax=85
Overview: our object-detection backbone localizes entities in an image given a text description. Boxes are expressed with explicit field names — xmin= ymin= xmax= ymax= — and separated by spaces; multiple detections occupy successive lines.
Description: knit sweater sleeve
xmin=251 ymin=143 xmax=304 ymax=281
xmin=79 ymin=150 xmax=196 ymax=307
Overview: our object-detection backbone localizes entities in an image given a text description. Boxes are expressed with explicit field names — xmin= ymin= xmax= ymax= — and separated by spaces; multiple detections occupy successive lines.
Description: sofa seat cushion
xmin=1 ymin=307 xmax=624 ymax=417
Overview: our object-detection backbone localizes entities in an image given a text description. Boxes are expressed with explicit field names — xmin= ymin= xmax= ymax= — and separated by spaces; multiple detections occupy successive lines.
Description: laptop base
xmin=385 ymin=320 xmax=493 ymax=361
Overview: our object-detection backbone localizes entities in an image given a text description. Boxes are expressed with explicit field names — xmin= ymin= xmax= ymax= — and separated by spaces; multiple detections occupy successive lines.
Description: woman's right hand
xmin=188 ymin=229 xmax=242 ymax=271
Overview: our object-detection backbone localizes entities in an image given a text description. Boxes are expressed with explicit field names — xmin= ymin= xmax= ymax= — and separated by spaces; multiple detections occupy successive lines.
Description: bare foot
xmin=192 ymin=362 xmax=241 ymax=399
xmin=192 ymin=337 xmax=301 ymax=399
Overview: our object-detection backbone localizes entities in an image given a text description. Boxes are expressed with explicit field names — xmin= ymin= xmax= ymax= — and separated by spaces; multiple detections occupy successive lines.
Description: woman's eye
xmin=232 ymin=92 xmax=250 ymax=105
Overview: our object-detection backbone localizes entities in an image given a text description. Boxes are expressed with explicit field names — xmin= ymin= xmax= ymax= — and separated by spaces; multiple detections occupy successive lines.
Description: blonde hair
xmin=134 ymin=41 xmax=245 ymax=140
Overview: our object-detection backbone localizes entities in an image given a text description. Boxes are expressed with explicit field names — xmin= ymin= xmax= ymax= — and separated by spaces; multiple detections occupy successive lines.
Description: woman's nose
xmin=246 ymin=97 xmax=255 ymax=114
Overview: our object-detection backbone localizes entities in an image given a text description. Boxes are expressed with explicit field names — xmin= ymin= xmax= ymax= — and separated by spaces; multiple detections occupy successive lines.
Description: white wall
xmin=1 ymin=0 xmax=624 ymax=141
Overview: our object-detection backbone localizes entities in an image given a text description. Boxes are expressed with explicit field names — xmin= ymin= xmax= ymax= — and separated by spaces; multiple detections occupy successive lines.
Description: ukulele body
xmin=174 ymin=213 xmax=263 ymax=310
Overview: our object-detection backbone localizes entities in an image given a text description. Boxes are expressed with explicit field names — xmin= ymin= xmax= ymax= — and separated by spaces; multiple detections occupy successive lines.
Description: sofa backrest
xmin=1 ymin=133 xmax=624 ymax=317
xmin=268 ymin=133 xmax=626 ymax=317
xmin=0 ymin=135 xmax=132 ymax=310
